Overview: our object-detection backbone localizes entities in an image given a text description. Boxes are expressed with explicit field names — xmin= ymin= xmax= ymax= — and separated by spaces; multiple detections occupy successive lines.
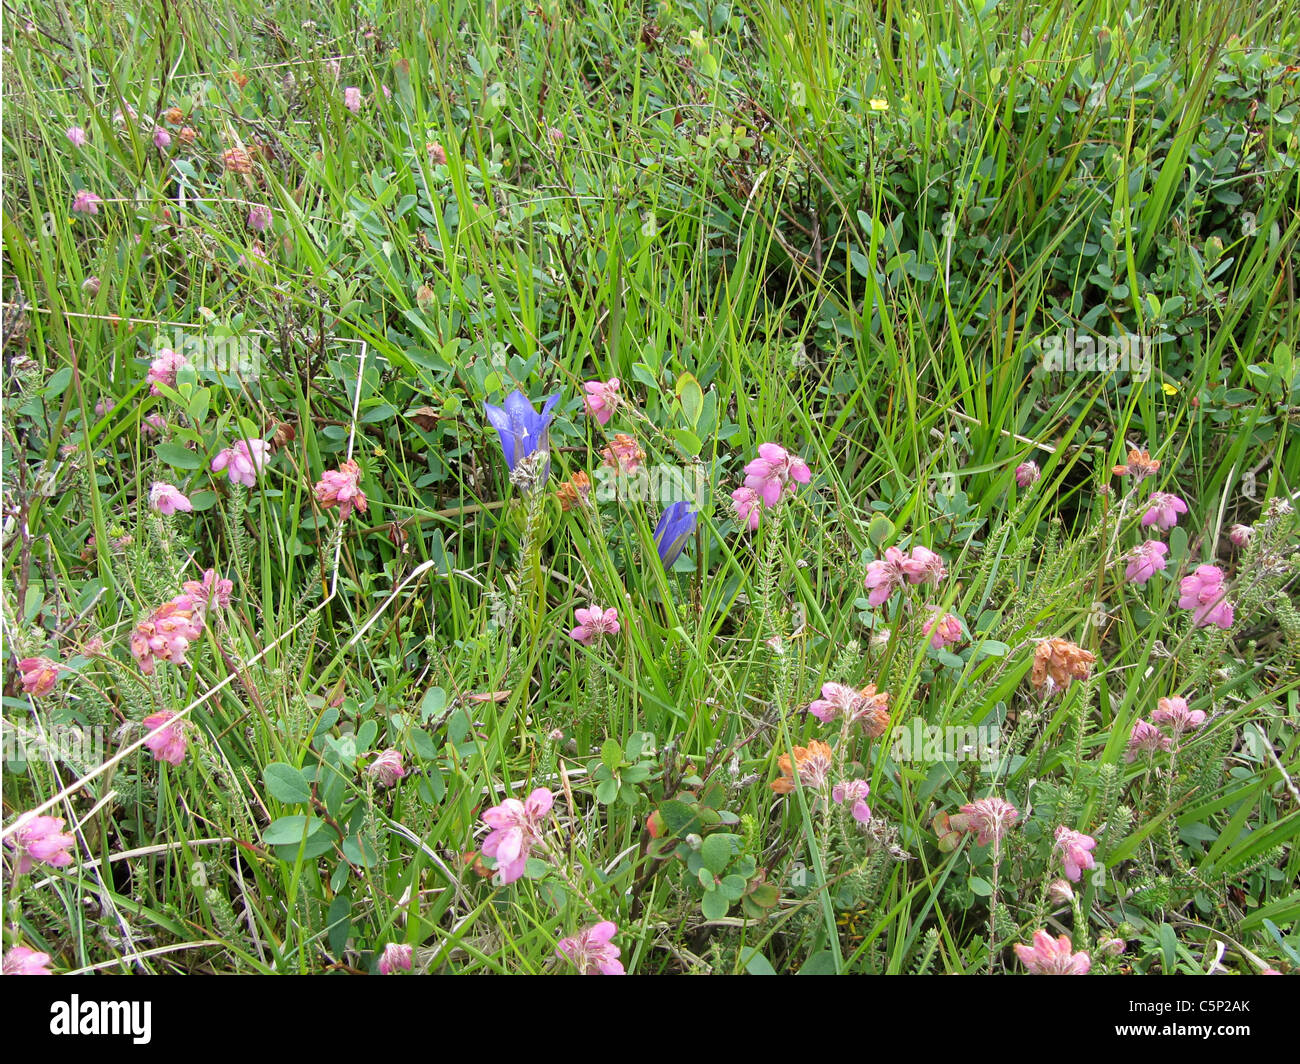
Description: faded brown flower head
xmin=855 ymin=684 xmax=892 ymax=737
xmin=770 ymin=739 xmax=833 ymax=794
xmin=426 ymin=141 xmax=447 ymax=166
xmin=222 ymin=147 xmax=252 ymax=174
xmin=164 ymin=107 xmax=184 ymax=125
xmin=1031 ymin=638 xmax=1097 ymax=693
xmin=1112 ymin=449 xmax=1160 ymax=481
xmin=556 ymin=471 xmax=592 ymax=512
xmin=178 ymin=126 xmax=198 ymax=145
xmin=601 ymin=433 xmax=644 ymax=474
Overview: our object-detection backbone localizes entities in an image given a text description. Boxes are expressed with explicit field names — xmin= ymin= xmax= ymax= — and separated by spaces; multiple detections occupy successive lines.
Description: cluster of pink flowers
xmin=1126 ymin=695 xmax=1206 ymax=761
xmin=1015 ymin=460 xmax=1040 ymax=488
xmin=480 ymin=787 xmax=554 ymax=884
xmin=72 ymin=189 xmax=102 ymax=215
xmin=1178 ymin=564 xmax=1234 ymax=629
xmin=731 ymin=443 xmax=811 ymax=529
xmin=3 ymin=945 xmax=53 ymax=975
xmin=142 ymin=711 xmax=188 ymax=765
xmin=5 ymin=814 xmax=76 ymax=874
xmin=922 ymin=609 xmax=963 ymax=649
xmin=247 ymin=205 xmax=272 ymax=232
xmin=951 ymin=796 xmax=1019 ymax=848
xmin=831 ymin=779 xmax=871 ymax=823
xmin=367 ymin=749 xmax=407 ymax=788
xmin=314 ymin=459 xmax=368 ymax=519
xmin=806 ymin=682 xmax=891 ymax=736
xmin=1141 ymin=491 xmax=1188 ymax=532
xmin=130 ymin=569 xmax=232 ymax=675
xmin=1123 ymin=540 xmax=1168 ymax=585
xmin=150 ymin=481 xmax=193 ymax=515
xmin=147 ymin=348 xmax=189 ymax=395
xmin=344 ymin=86 xmax=363 ymax=113
xmin=556 ymin=921 xmax=624 ymax=975
xmin=1014 ymin=930 xmax=1091 ymax=974
xmin=582 ymin=378 xmax=620 ymax=426
xmin=378 ymin=942 xmax=413 ymax=974
xmin=18 ymin=656 xmax=62 ymax=698
xmin=66 ymin=126 xmax=88 ymax=148
xmin=1053 ymin=825 xmax=1097 ymax=882
xmin=212 ymin=437 xmax=271 ymax=488
xmin=570 ymin=605 xmax=620 ymax=646
xmin=863 ymin=544 xmax=947 ymax=607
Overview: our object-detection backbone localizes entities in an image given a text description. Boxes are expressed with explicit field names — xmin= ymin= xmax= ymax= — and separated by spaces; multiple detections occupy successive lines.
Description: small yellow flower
xmin=869 ymin=98 xmax=890 ymax=112
xmin=1161 ymin=381 xmax=1179 ymax=395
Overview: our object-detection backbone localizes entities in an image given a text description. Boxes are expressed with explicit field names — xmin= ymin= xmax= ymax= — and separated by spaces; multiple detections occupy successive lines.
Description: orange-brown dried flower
xmin=1112 ymin=449 xmax=1160 ymax=481
xmin=557 ymin=471 xmax=592 ymax=512
xmin=770 ymin=739 xmax=833 ymax=794
xmin=1031 ymin=638 xmax=1097 ymax=693
xmin=178 ymin=126 xmax=198 ymax=145
xmin=601 ymin=433 xmax=644 ymax=474
xmin=163 ymin=107 xmax=184 ymax=125
xmin=222 ymin=147 xmax=252 ymax=174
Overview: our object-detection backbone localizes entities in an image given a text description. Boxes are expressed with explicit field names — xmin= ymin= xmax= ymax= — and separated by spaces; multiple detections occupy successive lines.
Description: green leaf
xmin=798 ymin=951 xmax=838 ymax=974
xmin=968 ymin=875 xmax=993 ymax=897
xmin=742 ymin=949 xmax=777 ymax=975
xmin=668 ymin=427 xmax=702 ymax=456
xmin=700 ymin=833 xmax=733 ymax=875
xmin=600 ymin=738 xmax=624 ymax=772
xmin=700 ymin=890 xmax=730 ymax=921
xmin=326 ymin=894 xmax=351 ymax=955
xmin=676 ymin=372 xmax=704 ymax=429
xmin=45 ymin=367 xmax=74 ymax=398
xmin=595 ymin=778 xmax=619 ymax=805
xmin=868 ymin=514 xmax=895 ymax=546
xmin=659 ymin=799 xmax=706 ymax=837
xmin=342 ymin=834 xmax=380 ymax=867
xmin=263 ymin=815 xmax=322 ymax=846
xmin=263 ymin=763 xmax=312 ymax=805
xmin=420 ymin=687 xmax=447 ymax=722
xmin=156 ymin=442 xmax=204 ymax=470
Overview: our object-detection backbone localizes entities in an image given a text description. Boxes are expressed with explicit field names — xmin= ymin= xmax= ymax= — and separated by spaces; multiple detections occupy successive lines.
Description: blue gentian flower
xmin=483 ymin=389 xmax=562 ymax=484
xmin=654 ymin=501 xmax=698 ymax=568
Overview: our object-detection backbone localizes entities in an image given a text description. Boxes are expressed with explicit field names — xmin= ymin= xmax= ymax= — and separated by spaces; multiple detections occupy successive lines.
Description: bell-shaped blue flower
xmin=483 ymin=389 xmax=562 ymax=483
xmin=654 ymin=501 xmax=698 ymax=568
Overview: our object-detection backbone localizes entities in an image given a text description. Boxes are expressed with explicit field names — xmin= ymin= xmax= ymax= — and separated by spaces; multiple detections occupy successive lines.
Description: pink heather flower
xmin=557 ymin=921 xmax=624 ymax=975
xmin=864 ymin=546 xmax=908 ymax=606
xmin=570 ymin=605 xmax=620 ymax=645
xmin=247 ymin=204 xmax=272 ymax=232
xmin=182 ymin=569 xmax=233 ymax=610
xmin=1178 ymin=564 xmax=1234 ymax=629
xmin=143 ymin=413 xmax=166 ymax=436
xmin=582 ymin=378 xmax=620 ymax=425
xmin=1228 ymin=523 xmax=1253 ymax=548
xmin=82 ymin=275 xmax=102 ymax=295
xmin=601 ymin=433 xmax=644 ymax=473
xmin=730 ymin=485 xmax=762 ymax=530
xmin=212 ymin=438 xmax=271 ymax=488
xmin=94 ymin=397 xmax=115 ymax=417
xmin=344 ymin=86 xmax=363 ymax=113
xmin=922 ymin=609 xmax=963 ymax=649
xmin=1141 ymin=491 xmax=1188 ymax=531
xmin=742 ymin=442 xmax=811 ymax=506
xmin=66 ymin=126 xmax=88 ymax=147
xmin=153 ymin=126 xmax=171 ymax=149
xmin=147 ymin=348 xmax=189 ymax=396
xmin=368 ymin=748 xmax=407 ymax=787
xmin=1124 ymin=540 xmax=1168 ymax=585
xmin=130 ymin=596 xmax=205 ymax=675
xmin=150 ymin=481 xmax=193 ymax=516
xmin=901 ymin=545 xmax=947 ymax=586
xmin=831 ymin=779 xmax=872 ymax=823
xmin=1014 ymin=930 xmax=1092 ymax=975
xmin=952 ymin=797 xmax=1019 ymax=848
xmin=1015 ymin=461 xmax=1040 ymax=488
xmin=1125 ymin=719 xmax=1172 ymax=762
xmin=314 ymin=459 xmax=368 ymax=519
xmin=427 ymin=141 xmax=447 ymax=165
xmin=142 ymin=711 xmax=188 ymax=766
xmin=5 ymin=814 xmax=76 ymax=874
xmin=3 ymin=946 xmax=53 ymax=975
xmin=1053 ymin=825 xmax=1098 ymax=882
xmin=481 ymin=787 xmax=554 ymax=884
xmin=1151 ymin=696 xmax=1206 ymax=736
xmin=72 ymin=189 xmax=102 ymax=215
xmin=378 ymin=942 xmax=413 ymax=974
xmin=553 ymin=915 xmax=624 ymax=972
xmin=806 ymin=683 xmax=890 ymax=735
xmin=17 ymin=657 xmax=61 ymax=697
